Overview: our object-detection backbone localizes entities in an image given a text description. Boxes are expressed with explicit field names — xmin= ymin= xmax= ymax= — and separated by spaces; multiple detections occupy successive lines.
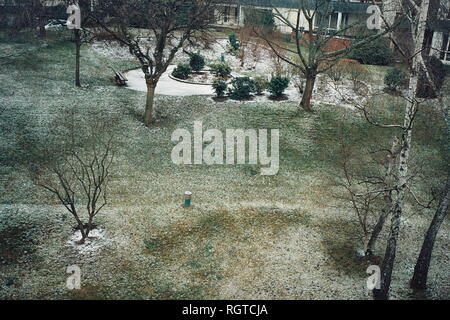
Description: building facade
xmin=428 ymin=0 xmax=450 ymax=64
xmin=214 ymin=0 xmax=450 ymax=64
xmin=214 ymin=0 xmax=376 ymax=33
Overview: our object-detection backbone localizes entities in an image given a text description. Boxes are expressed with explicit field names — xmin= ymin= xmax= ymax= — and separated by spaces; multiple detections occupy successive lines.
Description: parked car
xmin=44 ymin=19 xmax=67 ymax=30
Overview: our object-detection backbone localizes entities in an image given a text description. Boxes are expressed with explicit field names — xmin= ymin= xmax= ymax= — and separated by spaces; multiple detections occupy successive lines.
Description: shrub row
xmin=213 ymin=76 xmax=290 ymax=100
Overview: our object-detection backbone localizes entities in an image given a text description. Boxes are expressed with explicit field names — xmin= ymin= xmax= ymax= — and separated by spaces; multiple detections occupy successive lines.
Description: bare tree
xmin=256 ymin=0 xmax=399 ymax=112
xmin=92 ymin=0 xmax=220 ymax=126
xmin=5 ymin=0 xmax=49 ymax=37
xmin=32 ymin=0 xmax=47 ymax=38
xmin=238 ymin=26 xmax=254 ymax=68
xmin=335 ymin=133 xmax=401 ymax=256
xmin=336 ymin=0 xmax=447 ymax=299
xmin=25 ymin=0 xmax=51 ymax=38
xmin=409 ymin=0 xmax=450 ymax=289
xmin=366 ymin=0 xmax=431 ymax=300
xmin=28 ymin=110 xmax=116 ymax=244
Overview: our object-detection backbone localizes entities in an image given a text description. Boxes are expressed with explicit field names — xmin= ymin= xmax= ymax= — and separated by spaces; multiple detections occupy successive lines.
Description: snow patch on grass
xmin=66 ymin=229 xmax=109 ymax=255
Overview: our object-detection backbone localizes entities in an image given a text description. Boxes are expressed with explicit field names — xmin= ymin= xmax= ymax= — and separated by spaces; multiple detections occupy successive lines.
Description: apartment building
xmin=214 ymin=0 xmax=449 ymax=64
xmin=214 ymin=0 xmax=374 ymax=33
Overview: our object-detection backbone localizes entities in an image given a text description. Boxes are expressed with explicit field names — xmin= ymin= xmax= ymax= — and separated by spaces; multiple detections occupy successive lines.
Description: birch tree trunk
xmin=373 ymin=100 xmax=417 ymax=300
xmin=407 ymin=1 xmax=450 ymax=292
xmin=373 ymin=0 xmax=430 ymax=300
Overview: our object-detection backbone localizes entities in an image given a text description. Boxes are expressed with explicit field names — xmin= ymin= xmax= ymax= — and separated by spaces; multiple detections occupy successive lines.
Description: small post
xmin=183 ymin=191 xmax=192 ymax=207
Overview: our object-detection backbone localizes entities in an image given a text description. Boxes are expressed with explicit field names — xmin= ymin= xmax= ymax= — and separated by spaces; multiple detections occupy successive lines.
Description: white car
xmin=44 ymin=19 xmax=67 ymax=30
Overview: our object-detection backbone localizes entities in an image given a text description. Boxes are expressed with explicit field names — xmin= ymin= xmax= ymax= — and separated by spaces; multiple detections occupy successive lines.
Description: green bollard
xmin=183 ymin=191 xmax=192 ymax=207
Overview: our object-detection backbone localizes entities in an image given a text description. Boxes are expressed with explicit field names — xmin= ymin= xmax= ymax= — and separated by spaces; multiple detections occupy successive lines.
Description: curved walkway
xmin=124 ymin=65 xmax=215 ymax=96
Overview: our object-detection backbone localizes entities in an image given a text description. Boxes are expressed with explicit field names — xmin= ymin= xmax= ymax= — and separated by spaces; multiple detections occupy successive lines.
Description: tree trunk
xmin=71 ymin=208 xmax=87 ymax=244
xmin=38 ymin=23 xmax=46 ymax=38
xmin=366 ymin=138 xmax=399 ymax=256
xmin=373 ymin=67 xmax=419 ymax=300
xmin=300 ymin=72 xmax=316 ymax=112
xmin=144 ymin=82 xmax=157 ymax=126
xmin=36 ymin=2 xmax=46 ymax=39
xmin=373 ymin=203 xmax=402 ymax=300
xmin=74 ymin=29 xmax=81 ymax=87
xmin=410 ymin=173 xmax=450 ymax=290
xmin=372 ymin=0 xmax=429 ymax=300
xmin=366 ymin=208 xmax=389 ymax=256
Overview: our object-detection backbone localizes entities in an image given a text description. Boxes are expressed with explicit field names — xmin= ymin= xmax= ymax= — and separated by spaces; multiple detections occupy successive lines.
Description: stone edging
xmin=169 ymin=69 xmax=234 ymax=86
xmin=168 ymin=73 xmax=215 ymax=86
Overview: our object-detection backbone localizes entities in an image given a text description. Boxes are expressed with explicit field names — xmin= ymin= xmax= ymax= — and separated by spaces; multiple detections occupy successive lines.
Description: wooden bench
xmin=110 ymin=67 xmax=128 ymax=86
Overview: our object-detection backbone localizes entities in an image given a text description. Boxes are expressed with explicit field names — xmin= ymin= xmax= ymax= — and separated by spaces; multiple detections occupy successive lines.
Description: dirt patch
xmin=0 ymin=225 xmax=37 ymax=265
xmin=313 ymin=218 xmax=368 ymax=276
xmin=212 ymin=96 xmax=229 ymax=102
xmin=268 ymin=94 xmax=289 ymax=101
xmin=383 ymin=87 xmax=403 ymax=96
xmin=67 ymin=284 xmax=105 ymax=300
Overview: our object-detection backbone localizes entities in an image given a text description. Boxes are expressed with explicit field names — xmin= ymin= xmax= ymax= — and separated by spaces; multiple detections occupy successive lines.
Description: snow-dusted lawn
xmin=0 ymin=32 xmax=448 ymax=300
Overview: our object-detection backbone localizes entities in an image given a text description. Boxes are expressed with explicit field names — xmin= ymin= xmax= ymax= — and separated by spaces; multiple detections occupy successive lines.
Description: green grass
xmin=0 ymin=31 xmax=448 ymax=300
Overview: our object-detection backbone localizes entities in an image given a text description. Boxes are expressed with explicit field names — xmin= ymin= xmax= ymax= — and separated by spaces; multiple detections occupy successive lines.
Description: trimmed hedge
xmin=212 ymin=79 xmax=227 ymax=97
xmin=228 ymin=77 xmax=255 ymax=100
xmin=172 ymin=64 xmax=191 ymax=80
xmin=228 ymin=33 xmax=240 ymax=52
xmin=254 ymin=76 xmax=268 ymax=94
xmin=268 ymin=77 xmax=289 ymax=97
xmin=384 ymin=67 xmax=406 ymax=91
xmin=210 ymin=63 xmax=232 ymax=78
xmin=189 ymin=52 xmax=205 ymax=72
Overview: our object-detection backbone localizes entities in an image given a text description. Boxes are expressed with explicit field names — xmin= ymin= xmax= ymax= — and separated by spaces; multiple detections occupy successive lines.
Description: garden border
xmin=169 ymin=69 xmax=235 ymax=86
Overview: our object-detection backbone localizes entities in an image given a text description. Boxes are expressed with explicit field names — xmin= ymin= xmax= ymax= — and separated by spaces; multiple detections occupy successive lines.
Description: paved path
xmin=124 ymin=65 xmax=215 ymax=96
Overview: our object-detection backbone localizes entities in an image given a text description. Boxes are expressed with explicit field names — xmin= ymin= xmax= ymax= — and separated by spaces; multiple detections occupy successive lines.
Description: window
xmin=313 ymin=12 xmax=324 ymax=29
xmin=341 ymin=13 xmax=349 ymax=28
xmin=314 ymin=12 xmax=341 ymax=30
xmin=441 ymin=34 xmax=450 ymax=62
xmin=223 ymin=6 xmax=239 ymax=24
xmin=329 ymin=13 xmax=338 ymax=30
xmin=223 ymin=7 xmax=230 ymax=23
